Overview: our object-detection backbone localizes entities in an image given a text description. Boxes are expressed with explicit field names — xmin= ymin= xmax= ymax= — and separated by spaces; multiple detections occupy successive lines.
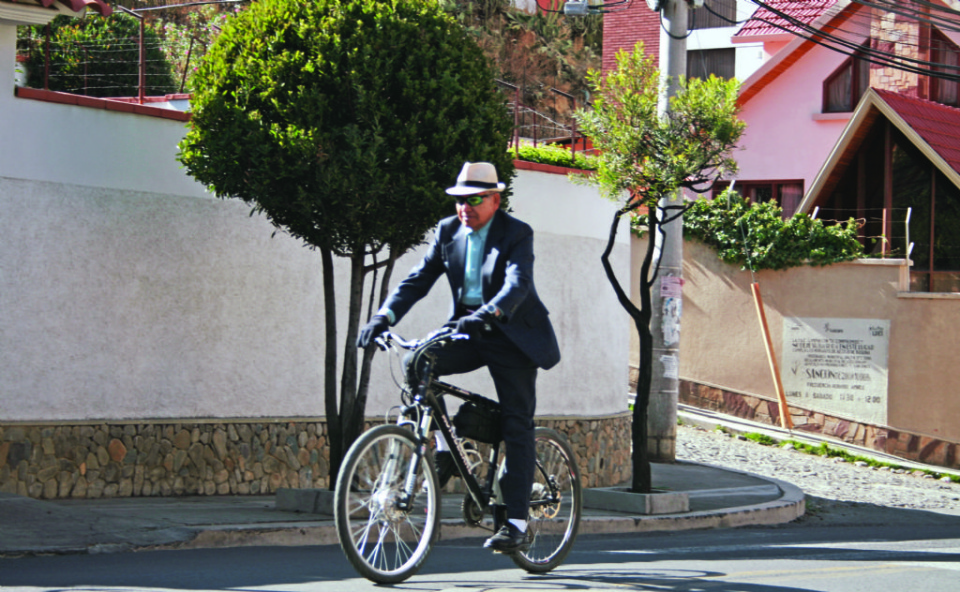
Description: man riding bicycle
xmin=357 ymin=161 xmax=561 ymax=553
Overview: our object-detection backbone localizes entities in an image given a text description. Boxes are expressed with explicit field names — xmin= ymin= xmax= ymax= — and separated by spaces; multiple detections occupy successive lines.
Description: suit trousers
xmin=407 ymin=326 xmax=538 ymax=520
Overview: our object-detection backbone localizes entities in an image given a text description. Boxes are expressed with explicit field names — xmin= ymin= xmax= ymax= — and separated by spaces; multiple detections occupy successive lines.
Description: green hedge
xmin=681 ymin=191 xmax=864 ymax=271
xmin=511 ymin=143 xmax=596 ymax=171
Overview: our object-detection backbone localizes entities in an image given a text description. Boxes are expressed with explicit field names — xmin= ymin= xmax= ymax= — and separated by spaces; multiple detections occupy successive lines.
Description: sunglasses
xmin=455 ymin=193 xmax=490 ymax=207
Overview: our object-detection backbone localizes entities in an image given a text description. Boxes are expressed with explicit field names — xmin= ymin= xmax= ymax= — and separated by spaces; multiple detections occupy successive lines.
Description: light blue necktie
xmin=463 ymin=224 xmax=489 ymax=306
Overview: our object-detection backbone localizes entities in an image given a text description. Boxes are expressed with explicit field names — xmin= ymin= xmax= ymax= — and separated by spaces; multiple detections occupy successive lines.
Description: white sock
xmin=508 ymin=519 xmax=527 ymax=533
xmin=435 ymin=434 xmax=450 ymax=453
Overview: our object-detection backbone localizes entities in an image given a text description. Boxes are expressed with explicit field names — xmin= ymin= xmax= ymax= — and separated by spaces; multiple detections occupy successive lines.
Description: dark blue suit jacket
xmin=382 ymin=210 xmax=561 ymax=370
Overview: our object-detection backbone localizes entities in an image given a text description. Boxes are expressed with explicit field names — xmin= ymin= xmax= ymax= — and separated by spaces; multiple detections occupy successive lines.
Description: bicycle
xmin=333 ymin=327 xmax=582 ymax=584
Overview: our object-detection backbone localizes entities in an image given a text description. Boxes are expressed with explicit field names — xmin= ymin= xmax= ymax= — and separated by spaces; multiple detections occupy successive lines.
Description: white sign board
xmin=782 ymin=318 xmax=890 ymax=425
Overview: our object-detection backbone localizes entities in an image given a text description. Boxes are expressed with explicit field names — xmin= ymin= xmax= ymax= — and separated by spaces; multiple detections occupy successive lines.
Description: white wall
xmin=0 ymin=20 xmax=628 ymax=421
xmin=0 ymin=171 xmax=627 ymax=422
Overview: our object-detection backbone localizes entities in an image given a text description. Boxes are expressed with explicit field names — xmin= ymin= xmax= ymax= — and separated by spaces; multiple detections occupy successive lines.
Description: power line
xmin=744 ymin=0 xmax=960 ymax=82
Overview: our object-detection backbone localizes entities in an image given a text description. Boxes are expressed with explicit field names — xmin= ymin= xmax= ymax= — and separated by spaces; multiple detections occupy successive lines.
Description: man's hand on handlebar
xmin=454 ymin=309 xmax=493 ymax=338
xmin=357 ymin=314 xmax=390 ymax=349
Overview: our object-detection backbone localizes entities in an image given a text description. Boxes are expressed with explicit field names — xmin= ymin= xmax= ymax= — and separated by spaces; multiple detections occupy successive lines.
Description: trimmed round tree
xmin=178 ymin=0 xmax=514 ymax=481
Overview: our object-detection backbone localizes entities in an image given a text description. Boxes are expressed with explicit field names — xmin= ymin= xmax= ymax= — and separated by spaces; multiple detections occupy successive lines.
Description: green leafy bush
xmin=20 ymin=14 xmax=177 ymax=97
xmin=682 ymin=190 xmax=864 ymax=271
xmin=512 ymin=143 xmax=597 ymax=170
xmin=744 ymin=432 xmax=778 ymax=446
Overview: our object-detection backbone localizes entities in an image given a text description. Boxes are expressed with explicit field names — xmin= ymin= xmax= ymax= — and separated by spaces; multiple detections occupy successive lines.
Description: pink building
xmin=605 ymin=0 xmax=960 ymax=291
xmin=732 ymin=0 xmax=960 ymax=291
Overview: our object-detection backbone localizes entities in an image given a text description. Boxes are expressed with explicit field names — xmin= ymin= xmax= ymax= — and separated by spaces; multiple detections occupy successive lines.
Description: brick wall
xmin=603 ymin=2 xmax=661 ymax=73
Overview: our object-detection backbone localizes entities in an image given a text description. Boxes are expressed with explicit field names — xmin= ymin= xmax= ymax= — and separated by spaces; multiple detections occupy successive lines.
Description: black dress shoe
xmin=434 ymin=450 xmax=456 ymax=488
xmin=483 ymin=523 xmax=531 ymax=553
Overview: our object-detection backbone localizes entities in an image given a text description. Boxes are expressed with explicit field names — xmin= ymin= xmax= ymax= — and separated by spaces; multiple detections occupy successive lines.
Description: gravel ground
xmin=676 ymin=424 xmax=960 ymax=526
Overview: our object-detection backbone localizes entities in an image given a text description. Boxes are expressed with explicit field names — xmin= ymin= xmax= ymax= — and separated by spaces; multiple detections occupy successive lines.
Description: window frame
xmin=687 ymin=47 xmax=737 ymax=80
xmin=930 ymin=29 xmax=960 ymax=107
xmin=689 ymin=0 xmax=738 ymax=30
xmin=822 ymin=42 xmax=871 ymax=114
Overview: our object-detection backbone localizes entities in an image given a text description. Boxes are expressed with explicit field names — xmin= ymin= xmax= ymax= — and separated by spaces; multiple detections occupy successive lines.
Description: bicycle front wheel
xmin=511 ymin=427 xmax=582 ymax=573
xmin=334 ymin=425 xmax=441 ymax=584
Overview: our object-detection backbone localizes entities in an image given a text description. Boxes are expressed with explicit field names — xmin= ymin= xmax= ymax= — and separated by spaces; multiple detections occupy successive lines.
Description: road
xmin=4 ymin=425 xmax=958 ymax=591
xmin=2 ymin=504 xmax=959 ymax=592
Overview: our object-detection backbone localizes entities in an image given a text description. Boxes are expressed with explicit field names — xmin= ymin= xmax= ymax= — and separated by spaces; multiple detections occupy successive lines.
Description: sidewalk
xmin=0 ymin=458 xmax=805 ymax=556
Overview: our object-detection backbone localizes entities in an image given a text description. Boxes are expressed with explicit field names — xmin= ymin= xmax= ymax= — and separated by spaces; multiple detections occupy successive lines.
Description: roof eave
xmin=0 ymin=0 xmax=111 ymax=24
xmin=737 ymin=0 xmax=856 ymax=106
xmin=799 ymin=90 xmax=882 ymax=214
xmin=800 ymin=89 xmax=960 ymax=214
xmin=732 ymin=33 xmax=794 ymax=44
xmin=0 ymin=1 xmax=62 ymax=25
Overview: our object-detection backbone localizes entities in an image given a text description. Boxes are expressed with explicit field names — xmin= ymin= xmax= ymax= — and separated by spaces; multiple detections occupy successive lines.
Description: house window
xmin=930 ymin=30 xmax=959 ymax=107
xmin=687 ymin=48 xmax=736 ymax=80
xmin=690 ymin=0 xmax=737 ymax=30
xmin=823 ymin=42 xmax=871 ymax=113
xmin=713 ymin=180 xmax=805 ymax=217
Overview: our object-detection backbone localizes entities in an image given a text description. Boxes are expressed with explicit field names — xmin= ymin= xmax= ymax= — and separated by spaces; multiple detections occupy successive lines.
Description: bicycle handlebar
xmin=374 ymin=326 xmax=470 ymax=352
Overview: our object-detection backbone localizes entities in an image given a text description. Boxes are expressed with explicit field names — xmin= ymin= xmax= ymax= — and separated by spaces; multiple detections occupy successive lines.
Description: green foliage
xmin=179 ymin=0 xmax=515 ymax=476
xmin=574 ymin=43 xmax=744 ymax=494
xmin=19 ymin=14 xmax=177 ymax=97
xmin=179 ymin=0 xmax=514 ymax=256
xmin=512 ymin=143 xmax=597 ymax=170
xmin=683 ymin=190 xmax=865 ymax=271
xmin=744 ymin=432 xmax=778 ymax=446
xmin=576 ymin=43 xmax=744 ymax=206
xmin=439 ymin=0 xmax=600 ymax=115
xmin=152 ymin=5 xmax=240 ymax=94
xmin=781 ymin=440 xmax=959 ymax=482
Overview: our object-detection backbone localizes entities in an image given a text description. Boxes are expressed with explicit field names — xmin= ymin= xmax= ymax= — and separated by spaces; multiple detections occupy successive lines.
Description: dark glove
xmin=357 ymin=315 xmax=390 ymax=348
xmin=454 ymin=310 xmax=492 ymax=338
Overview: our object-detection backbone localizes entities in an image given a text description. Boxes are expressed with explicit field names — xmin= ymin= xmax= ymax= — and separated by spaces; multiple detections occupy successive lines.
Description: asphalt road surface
xmin=3 ymin=424 xmax=958 ymax=592
xmin=1 ymin=514 xmax=959 ymax=592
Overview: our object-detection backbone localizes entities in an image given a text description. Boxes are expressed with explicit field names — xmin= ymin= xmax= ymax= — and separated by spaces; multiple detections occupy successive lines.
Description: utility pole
xmin=647 ymin=0 xmax=690 ymax=462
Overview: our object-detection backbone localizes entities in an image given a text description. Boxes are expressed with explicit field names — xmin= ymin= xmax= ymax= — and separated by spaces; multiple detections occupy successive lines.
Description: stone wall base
xmin=0 ymin=414 xmax=631 ymax=500
xmin=680 ymin=380 xmax=960 ymax=471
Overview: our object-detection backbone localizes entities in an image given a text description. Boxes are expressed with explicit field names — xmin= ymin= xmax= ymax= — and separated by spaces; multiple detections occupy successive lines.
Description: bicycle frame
xmin=394 ymin=347 xmax=502 ymax=518
xmin=337 ymin=329 xmax=582 ymax=583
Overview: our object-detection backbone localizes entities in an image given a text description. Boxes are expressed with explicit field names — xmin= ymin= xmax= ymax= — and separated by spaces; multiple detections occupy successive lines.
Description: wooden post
xmin=138 ymin=17 xmax=145 ymax=104
xmin=751 ymin=282 xmax=793 ymax=430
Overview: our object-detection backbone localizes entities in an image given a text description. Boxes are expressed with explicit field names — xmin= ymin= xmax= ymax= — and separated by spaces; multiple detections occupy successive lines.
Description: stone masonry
xmin=679 ymin=380 xmax=960 ymax=471
xmin=0 ymin=414 xmax=631 ymax=500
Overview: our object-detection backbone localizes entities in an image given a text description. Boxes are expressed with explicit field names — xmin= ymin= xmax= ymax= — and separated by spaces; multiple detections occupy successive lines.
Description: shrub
xmin=682 ymin=190 xmax=864 ymax=271
xmin=20 ymin=14 xmax=177 ymax=97
xmin=512 ymin=143 xmax=597 ymax=170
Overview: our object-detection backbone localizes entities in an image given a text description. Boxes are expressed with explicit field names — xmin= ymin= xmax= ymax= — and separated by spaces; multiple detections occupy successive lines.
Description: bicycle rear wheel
xmin=510 ymin=427 xmax=582 ymax=573
xmin=334 ymin=425 xmax=441 ymax=584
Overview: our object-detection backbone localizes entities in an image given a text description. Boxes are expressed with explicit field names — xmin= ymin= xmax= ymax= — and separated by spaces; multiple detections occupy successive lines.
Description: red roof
xmin=735 ymin=0 xmax=837 ymax=38
xmin=5 ymin=0 xmax=112 ymax=16
xmin=876 ymin=89 xmax=960 ymax=176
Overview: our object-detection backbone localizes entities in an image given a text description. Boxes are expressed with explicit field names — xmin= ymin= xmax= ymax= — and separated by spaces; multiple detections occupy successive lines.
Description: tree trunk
xmin=339 ymin=250 xmax=366 ymax=468
xmin=600 ymin=203 xmax=654 ymax=493
xmin=631 ymin=205 xmax=660 ymax=492
xmin=355 ymin=249 xmax=399 ymax=435
xmin=321 ymin=246 xmax=341 ymax=489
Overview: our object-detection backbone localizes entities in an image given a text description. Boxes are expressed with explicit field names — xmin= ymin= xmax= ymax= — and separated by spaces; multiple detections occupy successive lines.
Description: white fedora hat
xmin=445 ymin=162 xmax=506 ymax=196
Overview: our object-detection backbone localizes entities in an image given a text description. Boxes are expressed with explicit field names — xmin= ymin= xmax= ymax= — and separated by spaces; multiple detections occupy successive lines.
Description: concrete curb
xmin=155 ymin=473 xmax=804 ymax=552
xmin=574 ymin=475 xmax=804 ymax=535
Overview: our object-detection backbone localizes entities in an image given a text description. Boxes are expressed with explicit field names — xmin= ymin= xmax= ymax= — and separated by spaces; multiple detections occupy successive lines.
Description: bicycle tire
xmin=510 ymin=427 xmax=582 ymax=573
xmin=334 ymin=425 xmax=441 ymax=584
